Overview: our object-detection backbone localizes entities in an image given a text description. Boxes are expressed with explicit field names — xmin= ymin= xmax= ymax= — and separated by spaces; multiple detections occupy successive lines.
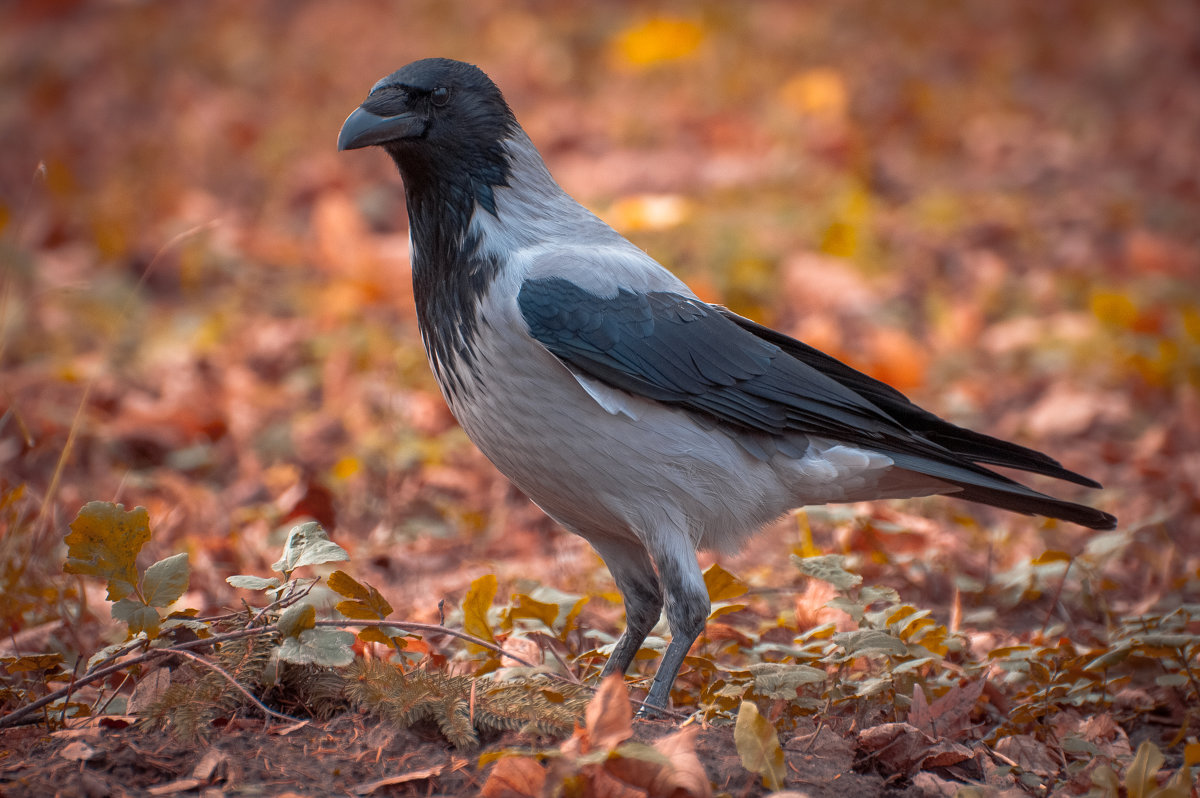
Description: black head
xmin=338 ymin=59 xmax=517 ymax=208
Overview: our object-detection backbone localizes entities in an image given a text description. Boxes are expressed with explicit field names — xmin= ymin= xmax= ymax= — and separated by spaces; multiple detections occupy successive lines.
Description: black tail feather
xmin=722 ymin=310 xmax=1115 ymax=529
xmin=951 ymin=483 xmax=1117 ymax=530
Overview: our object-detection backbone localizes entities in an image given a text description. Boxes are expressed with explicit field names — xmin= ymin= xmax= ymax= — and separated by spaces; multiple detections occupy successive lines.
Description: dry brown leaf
xmin=481 ymin=756 xmax=546 ymax=798
xmin=191 ymin=747 xmax=228 ymax=782
xmin=587 ymin=674 xmax=634 ymax=751
xmin=147 ymin=778 xmax=204 ymax=796
xmin=908 ymin=684 xmax=933 ymax=735
xmin=353 ymin=765 xmax=445 ymax=795
xmin=908 ymin=680 xmax=984 ymax=740
xmin=785 ymin=725 xmax=856 ymax=774
xmin=651 ymin=725 xmax=712 ymax=798
xmin=910 ymin=771 xmax=961 ymax=797
xmin=127 ymin=666 xmax=172 ymax=714
xmin=858 ymin=722 xmax=969 ymax=775
xmin=500 ymin=635 xmax=543 ymax=668
xmin=994 ymin=734 xmax=1058 ymax=778
xmin=58 ymin=741 xmax=100 ymax=762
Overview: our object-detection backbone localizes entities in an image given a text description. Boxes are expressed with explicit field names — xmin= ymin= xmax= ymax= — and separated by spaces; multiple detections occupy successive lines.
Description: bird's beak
xmin=337 ymin=106 xmax=426 ymax=151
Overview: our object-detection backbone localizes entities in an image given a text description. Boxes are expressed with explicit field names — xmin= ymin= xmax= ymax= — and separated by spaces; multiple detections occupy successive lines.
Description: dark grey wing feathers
xmin=518 ymin=277 xmax=1115 ymax=530
xmin=719 ymin=310 xmax=1102 ymax=488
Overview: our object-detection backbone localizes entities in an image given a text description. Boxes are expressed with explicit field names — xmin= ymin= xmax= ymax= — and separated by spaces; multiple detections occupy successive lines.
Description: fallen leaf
xmin=994 ymin=734 xmax=1058 ymax=778
xmin=128 ymin=666 xmax=172 ymax=714
xmin=352 ymin=765 xmax=445 ymax=795
xmin=734 ymin=701 xmax=784 ymax=791
xmin=587 ymin=674 xmax=634 ymax=751
xmin=481 ymin=756 xmax=545 ymax=798
xmin=59 ymin=741 xmax=100 ymax=761
xmin=651 ymin=725 xmax=713 ymax=798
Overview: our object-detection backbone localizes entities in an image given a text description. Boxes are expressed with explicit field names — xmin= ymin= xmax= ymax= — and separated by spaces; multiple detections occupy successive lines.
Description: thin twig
xmin=170 ymin=649 xmax=304 ymax=724
xmin=0 ymin=626 xmax=268 ymax=728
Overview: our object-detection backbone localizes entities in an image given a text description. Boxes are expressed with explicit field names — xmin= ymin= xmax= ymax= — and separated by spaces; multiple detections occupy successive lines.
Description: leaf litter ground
xmin=2 ymin=0 xmax=1199 ymax=795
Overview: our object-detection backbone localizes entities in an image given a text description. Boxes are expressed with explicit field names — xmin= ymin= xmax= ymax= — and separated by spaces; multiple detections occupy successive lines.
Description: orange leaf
xmin=586 ymin=674 xmax=634 ymax=752
xmin=481 ymin=756 xmax=545 ymax=798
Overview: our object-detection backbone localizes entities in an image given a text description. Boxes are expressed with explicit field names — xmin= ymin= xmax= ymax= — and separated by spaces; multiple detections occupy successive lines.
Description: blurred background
xmin=1 ymin=0 xmax=1197 ymax=652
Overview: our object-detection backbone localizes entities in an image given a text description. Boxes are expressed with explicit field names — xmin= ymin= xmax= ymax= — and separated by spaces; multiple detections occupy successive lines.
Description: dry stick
xmin=0 ymin=626 xmax=266 ymax=728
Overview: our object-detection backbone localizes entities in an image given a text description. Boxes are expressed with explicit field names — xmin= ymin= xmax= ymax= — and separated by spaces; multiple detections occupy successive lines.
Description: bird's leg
xmin=590 ymin=539 xmax=663 ymax=679
xmin=640 ymin=539 xmax=710 ymax=713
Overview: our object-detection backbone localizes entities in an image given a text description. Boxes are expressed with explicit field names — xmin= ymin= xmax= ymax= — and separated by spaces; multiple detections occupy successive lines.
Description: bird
xmin=338 ymin=58 xmax=1116 ymax=712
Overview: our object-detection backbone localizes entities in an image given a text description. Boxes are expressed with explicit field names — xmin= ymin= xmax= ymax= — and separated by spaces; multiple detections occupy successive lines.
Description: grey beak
xmin=338 ymin=106 xmax=426 ymax=151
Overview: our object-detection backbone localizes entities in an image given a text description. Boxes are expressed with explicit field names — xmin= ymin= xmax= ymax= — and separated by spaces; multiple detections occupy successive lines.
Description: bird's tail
xmin=886 ymin=450 xmax=1117 ymax=530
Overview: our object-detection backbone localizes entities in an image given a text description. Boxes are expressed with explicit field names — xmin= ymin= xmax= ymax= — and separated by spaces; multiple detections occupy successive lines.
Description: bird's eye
xmin=430 ymin=87 xmax=450 ymax=107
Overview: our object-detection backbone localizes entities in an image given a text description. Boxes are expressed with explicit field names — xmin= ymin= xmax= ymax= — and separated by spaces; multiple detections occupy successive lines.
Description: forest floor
xmin=2 ymin=1 xmax=1198 ymax=795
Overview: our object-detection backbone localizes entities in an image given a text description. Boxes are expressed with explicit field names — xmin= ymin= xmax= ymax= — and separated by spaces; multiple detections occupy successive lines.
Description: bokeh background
xmin=2 ymin=0 xmax=1198 ymax=683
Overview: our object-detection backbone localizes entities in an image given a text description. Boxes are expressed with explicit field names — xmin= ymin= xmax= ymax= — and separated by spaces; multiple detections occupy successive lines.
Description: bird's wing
xmin=718 ymin=311 xmax=1102 ymax=488
xmin=518 ymin=276 xmax=1116 ymax=530
xmin=517 ymin=276 xmax=904 ymax=443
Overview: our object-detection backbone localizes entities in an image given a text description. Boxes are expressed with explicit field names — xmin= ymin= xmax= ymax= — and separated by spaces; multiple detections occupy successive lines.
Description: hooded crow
xmin=339 ymin=58 xmax=1116 ymax=711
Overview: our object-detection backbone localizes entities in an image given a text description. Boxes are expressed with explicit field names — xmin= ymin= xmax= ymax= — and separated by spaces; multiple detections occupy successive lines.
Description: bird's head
xmin=338 ymin=58 xmax=517 ymax=203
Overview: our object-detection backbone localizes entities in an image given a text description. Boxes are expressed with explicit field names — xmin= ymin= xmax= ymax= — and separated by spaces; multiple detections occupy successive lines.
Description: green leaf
xmin=142 ymin=553 xmax=189 ymax=608
xmin=277 ymin=603 xmax=316 ymax=638
xmin=463 ymin=574 xmax=498 ymax=646
xmin=276 ymin=628 xmax=356 ymax=667
xmin=112 ymin=598 xmax=161 ymax=637
xmin=271 ymin=521 xmax=348 ymax=574
xmin=63 ymin=502 xmax=151 ymax=601
xmin=734 ymin=701 xmax=784 ymax=790
xmin=791 ymin=554 xmax=862 ymax=591
xmin=226 ymin=575 xmax=282 ymax=590
xmin=703 ymin=562 xmax=748 ymax=602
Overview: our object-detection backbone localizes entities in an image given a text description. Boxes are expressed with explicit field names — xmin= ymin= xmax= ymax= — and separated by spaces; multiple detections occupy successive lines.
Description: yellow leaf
xmin=464 ymin=574 xmax=498 ymax=645
xmin=613 ymin=17 xmax=704 ymax=67
xmin=508 ymin=593 xmax=560 ymax=629
xmin=794 ymin=511 xmax=821 ymax=558
xmin=64 ymin=502 xmax=151 ymax=601
xmin=330 ymin=570 xmax=394 ymax=620
xmin=327 ymin=569 xmax=370 ymax=601
xmin=1032 ymin=550 xmax=1073 ymax=566
xmin=1126 ymin=741 xmax=1164 ymax=798
xmin=703 ymin=562 xmax=748 ymax=603
xmin=1185 ymin=742 xmax=1200 ymax=767
xmin=561 ymin=595 xmax=590 ymax=638
xmin=357 ymin=626 xmax=395 ymax=647
xmin=734 ymin=701 xmax=784 ymax=790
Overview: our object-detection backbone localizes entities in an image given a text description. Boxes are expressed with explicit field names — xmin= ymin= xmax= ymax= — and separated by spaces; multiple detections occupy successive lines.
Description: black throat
xmin=384 ymin=122 xmax=515 ymax=399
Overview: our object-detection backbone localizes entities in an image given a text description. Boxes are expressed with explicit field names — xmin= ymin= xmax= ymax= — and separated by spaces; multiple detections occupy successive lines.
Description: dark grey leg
xmin=591 ymin=538 xmax=663 ymax=678
xmin=641 ymin=536 xmax=710 ymax=712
